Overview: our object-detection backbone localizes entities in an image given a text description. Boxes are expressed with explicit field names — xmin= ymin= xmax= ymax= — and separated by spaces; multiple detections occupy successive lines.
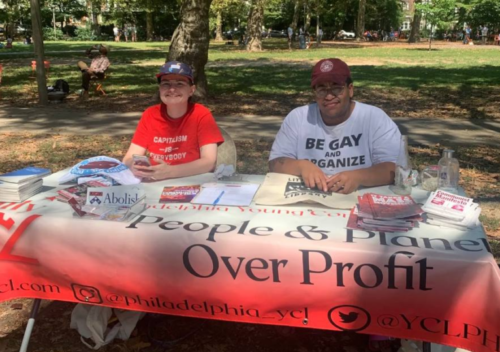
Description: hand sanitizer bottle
xmin=390 ymin=135 xmax=412 ymax=195
xmin=438 ymin=149 xmax=459 ymax=194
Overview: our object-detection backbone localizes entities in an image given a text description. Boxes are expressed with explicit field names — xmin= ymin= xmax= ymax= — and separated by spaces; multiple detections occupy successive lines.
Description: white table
xmin=0 ymin=172 xmax=497 ymax=352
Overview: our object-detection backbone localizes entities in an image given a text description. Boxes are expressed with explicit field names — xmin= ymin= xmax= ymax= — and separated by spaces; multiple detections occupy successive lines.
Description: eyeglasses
xmin=313 ymin=85 xmax=346 ymax=98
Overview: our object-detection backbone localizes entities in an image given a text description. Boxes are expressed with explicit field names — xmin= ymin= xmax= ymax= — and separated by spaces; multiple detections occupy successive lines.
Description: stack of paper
xmin=191 ymin=183 xmax=260 ymax=206
xmin=347 ymin=193 xmax=424 ymax=232
xmin=0 ymin=167 xmax=51 ymax=202
xmin=422 ymin=190 xmax=481 ymax=230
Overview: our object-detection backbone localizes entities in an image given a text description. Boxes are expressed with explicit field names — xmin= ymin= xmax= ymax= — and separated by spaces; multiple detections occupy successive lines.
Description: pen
xmin=213 ymin=190 xmax=225 ymax=206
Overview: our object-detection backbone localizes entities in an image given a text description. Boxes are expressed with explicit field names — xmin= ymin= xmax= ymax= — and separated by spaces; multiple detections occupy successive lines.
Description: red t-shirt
xmin=131 ymin=103 xmax=224 ymax=165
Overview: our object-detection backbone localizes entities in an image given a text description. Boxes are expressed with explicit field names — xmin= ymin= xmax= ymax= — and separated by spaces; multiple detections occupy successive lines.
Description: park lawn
xmin=2 ymin=40 xmax=169 ymax=53
xmin=1 ymin=40 xmax=500 ymax=119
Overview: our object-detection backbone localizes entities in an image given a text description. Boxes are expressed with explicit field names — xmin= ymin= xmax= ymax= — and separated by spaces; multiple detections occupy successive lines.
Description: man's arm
xmin=327 ymin=162 xmax=395 ymax=194
xmin=269 ymin=157 xmax=329 ymax=192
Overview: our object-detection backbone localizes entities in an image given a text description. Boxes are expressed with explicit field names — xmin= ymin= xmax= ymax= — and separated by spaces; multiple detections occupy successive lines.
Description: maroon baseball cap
xmin=311 ymin=58 xmax=351 ymax=88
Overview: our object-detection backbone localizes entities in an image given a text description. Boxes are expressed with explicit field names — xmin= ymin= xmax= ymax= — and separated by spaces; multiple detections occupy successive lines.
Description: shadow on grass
xmin=406 ymin=48 xmax=442 ymax=51
xmin=2 ymin=61 xmax=500 ymax=121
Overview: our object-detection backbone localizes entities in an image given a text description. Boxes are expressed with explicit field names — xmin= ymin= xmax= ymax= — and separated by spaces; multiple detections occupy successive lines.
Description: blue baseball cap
xmin=156 ymin=61 xmax=194 ymax=83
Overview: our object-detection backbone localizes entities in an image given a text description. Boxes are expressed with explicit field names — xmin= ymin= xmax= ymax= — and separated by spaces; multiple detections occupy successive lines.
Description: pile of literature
xmin=67 ymin=184 xmax=147 ymax=222
xmin=0 ymin=167 xmax=51 ymax=202
xmin=422 ymin=190 xmax=481 ymax=230
xmin=347 ymin=193 xmax=424 ymax=232
xmin=57 ymin=180 xmax=110 ymax=204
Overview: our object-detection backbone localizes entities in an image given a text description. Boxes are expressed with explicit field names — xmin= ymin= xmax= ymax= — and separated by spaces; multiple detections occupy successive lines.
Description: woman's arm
xmin=122 ymin=143 xmax=147 ymax=177
xmin=133 ymin=143 xmax=218 ymax=180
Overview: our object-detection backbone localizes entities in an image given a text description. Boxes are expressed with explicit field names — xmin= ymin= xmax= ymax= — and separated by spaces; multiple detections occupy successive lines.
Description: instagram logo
xmin=71 ymin=284 xmax=103 ymax=304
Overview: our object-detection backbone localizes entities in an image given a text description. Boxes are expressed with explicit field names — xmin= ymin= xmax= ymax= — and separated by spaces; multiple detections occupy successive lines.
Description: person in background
xmin=131 ymin=24 xmax=137 ymax=42
xmin=113 ymin=25 xmax=120 ymax=42
xmin=317 ymin=27 xmax=323 ymax=46
xmin=77 ymin=44 xmax=110 ymax=99
xmin=269 ymin=58 xmax=401 ymax=194
xmin=299 ymin=27 xmax=306 ymax=49
xmin=482 ymin=25 xmax=488 ymax=44
xmin=123 ymin=25 xmax=130 ymax=42
xmin=123 ymin=62 xmax=224 ymax=181
xmin=464 ymin=26 xmax=469 ymax=44
xmin=287 ymin=25 xmax=294 ymax=50
xmin=6 ymin=37 xmax=13 ymax=49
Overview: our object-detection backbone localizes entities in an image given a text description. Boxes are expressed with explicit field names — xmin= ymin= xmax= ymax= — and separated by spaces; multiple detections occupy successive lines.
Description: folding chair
xmin=89 ymin=69 xmax=110 ymax=96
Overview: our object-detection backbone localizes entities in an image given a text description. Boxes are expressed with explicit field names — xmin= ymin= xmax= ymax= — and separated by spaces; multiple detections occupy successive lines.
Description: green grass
xmin=2 ymin=40 xmax=170 ymax=53
xmin=1 ymin=40 xmax=500 ymax=119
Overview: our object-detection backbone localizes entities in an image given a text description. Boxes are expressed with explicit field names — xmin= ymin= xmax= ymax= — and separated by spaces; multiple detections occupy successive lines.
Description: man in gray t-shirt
xmin=269 ymin=58 xmax=401 ymax=194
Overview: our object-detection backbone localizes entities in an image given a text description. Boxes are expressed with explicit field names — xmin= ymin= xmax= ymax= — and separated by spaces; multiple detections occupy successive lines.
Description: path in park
xmin=1 ymin=104 xmax=499 ymax=147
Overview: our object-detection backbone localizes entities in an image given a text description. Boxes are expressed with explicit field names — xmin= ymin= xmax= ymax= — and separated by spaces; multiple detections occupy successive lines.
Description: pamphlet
xmin=422 ymin=190 xmax=481 ymax=229
xmin=346 ymin=193 xmax=423 ymax=233
xmin=365 ymin=193 xmax=424 ymax=220
xmin=57 ymin=180 xmax=109 ymax=203
xmin=160 ymin=185 xmax=200 ymax=203
xmin=422 ymin=190 xmax=475 ymax=221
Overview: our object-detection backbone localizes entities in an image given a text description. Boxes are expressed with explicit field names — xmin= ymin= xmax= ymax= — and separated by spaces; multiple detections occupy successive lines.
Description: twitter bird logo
xmin=339 ymin=311 xmax=359 ymax=323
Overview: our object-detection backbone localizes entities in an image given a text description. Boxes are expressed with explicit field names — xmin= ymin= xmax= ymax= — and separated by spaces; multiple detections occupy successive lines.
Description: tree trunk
xmin=146 ymin=0 xmax=154 ymax=41
xmin=30 ymin=0 xmax=48 ymax=105
xmin=356 ymin=0 xmax=365 ymax=41
xmin=304 ymin=2 xmax=311 ymax=32
xmin=168 ymin=0 xmax=213 ymax=100
xmin=215 ymin=10 xmax=224 ymax=41
xmin=245 ymin=0 xmax=264 ymax=52
xmin=92 ymin=12 xmax=100 ymax=36
xmin=316 ymin=14 xmax=320 ymax=46
xmin=428 ymin=25 xmax=433 ymax=51
xmin=292 ymin=0 xmax=301 ymax=31
xmin=408 ymin=0 xmax=422 ymax=43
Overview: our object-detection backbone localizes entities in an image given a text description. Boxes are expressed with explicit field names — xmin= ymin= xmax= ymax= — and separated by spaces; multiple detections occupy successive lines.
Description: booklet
xmin=191 ymin=183 xmax=260 ymax=206
xmin=365 ymin=193 xmax=424 ymax=220
xmin=422 ymin=190 xmax=481 ymax=229
xmin=422 ymin=190 xmax=475 ymax=221
xmin=0 ymin=166 xmax=51 ymax=185
xmin=160 ymin=185 xmax=200 ymax=203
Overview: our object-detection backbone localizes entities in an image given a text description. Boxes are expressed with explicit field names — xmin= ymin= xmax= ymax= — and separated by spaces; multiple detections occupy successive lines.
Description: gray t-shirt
xmin=269 ymin=102 xmax=401 ymax=175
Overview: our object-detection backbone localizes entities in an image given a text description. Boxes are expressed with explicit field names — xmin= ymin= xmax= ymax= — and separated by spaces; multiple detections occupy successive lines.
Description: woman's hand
xmin=133 ymin=159 xmax=172 ymax=181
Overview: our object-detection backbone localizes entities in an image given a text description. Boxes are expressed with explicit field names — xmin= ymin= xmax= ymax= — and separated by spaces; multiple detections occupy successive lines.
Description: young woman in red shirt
xmin=123 ymin=62 xmax=224 ymax=181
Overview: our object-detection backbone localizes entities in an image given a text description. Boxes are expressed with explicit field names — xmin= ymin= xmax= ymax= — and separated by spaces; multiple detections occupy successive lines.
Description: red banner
xmin=1 ymin=187 xmax=499 ymax=352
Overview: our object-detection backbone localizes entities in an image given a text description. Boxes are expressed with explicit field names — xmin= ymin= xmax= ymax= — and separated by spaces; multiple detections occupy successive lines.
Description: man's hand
xmin=327 ymin=170 xmax=362 ymax=194
xmin=299 ymin=161 xmax=329 ymax=192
